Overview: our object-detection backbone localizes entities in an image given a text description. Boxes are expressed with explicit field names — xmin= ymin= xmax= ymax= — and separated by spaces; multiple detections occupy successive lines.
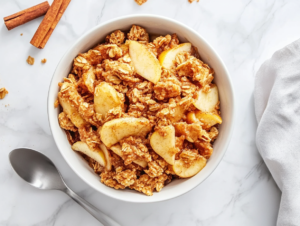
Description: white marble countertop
xmin=1 ymin=0 xmax=300 ymax=225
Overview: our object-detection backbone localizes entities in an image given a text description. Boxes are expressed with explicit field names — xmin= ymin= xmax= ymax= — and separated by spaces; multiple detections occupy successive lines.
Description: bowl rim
xmin=47 ymin=14 xmax=235 ymax=203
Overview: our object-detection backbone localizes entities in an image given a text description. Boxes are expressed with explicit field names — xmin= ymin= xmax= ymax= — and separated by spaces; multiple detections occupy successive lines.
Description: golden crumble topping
xmin=209 ymin=126 xmax=219 ymax=142
xmin=41 ymin=58 xmax=47 ymax=64
xmin=127 ymin=25 xmax=149 ymax=44
xmin=144 ymin=161 xmax=164 ymax=178
xmin=106 ymin=30 xmax=125 ymax=46
xmin=177 ymin=56 xmax=214 ymax=93
xmin=180 ymin=149 xmax=200 ymax=168
xmin=194 ymin=140 xmax=213 ymax=159
xmin=154 ymin=77 xmax=181 ymax=100
xmin=26 ymin=56 xmax=34 ymax=65
xmin=120 ymin=136 xmax=151 ymax=165
xmin=65 ymin=130 xmax=80 ymax=145
xmin=85 ymin=155 xmax=105 ymax=174
xmin=57 ymin=25 xmax=222 ymax=196
xmin=0 ymin=88 xmax=8 ymax=99
xmin=174 ymin=122 xmax=210 ymax=143
xmin=114 ymin=169 xmax=137 ymax=187
xmin=153 ymin=34 xmax=180 ymax=56
xmin=101 ymin=170 xmax=125 ymax=189
xmin=58 ymin=112 xmax=77 ymax=132
xmin=130 ymin=174 xmax=168 ymax=196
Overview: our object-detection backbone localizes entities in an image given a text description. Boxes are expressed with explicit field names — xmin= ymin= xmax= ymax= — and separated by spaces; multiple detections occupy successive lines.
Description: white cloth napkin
xmin=255 ymin=39 xmax=300 ymax=226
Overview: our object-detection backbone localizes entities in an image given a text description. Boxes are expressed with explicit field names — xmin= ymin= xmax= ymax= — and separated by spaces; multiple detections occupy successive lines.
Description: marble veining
xmin=2 ymin=0 xmax=299 ymax=225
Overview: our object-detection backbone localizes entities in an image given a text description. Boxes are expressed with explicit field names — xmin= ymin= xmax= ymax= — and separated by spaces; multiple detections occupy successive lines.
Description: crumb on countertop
xmin=41 ymin=58 xmax=47 ymax=64
xmin=135 ymin=0 xmax=199 ymax=4
xmin=27 ymin=56 xmax=34 ymax=65
xmin=135 ymin=0 xmax=147 ymax=5
xmin=20 ymin=33 xmax=23 ymax=36
xmin=0 ymin=88 xmax=8 ymax=99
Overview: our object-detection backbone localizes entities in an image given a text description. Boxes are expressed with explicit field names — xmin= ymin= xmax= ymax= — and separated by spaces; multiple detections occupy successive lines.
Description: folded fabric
xmin=255 ymin=39 xmax=300 ymax=226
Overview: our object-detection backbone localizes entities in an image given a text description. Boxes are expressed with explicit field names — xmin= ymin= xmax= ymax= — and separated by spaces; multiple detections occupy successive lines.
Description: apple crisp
xmin=57 ymin=25 xmax=222 ymax=196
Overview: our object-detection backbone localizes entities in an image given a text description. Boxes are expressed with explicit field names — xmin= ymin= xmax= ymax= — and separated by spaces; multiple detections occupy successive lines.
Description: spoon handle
xmin=64 ymin=187 xmax=121 ymax=226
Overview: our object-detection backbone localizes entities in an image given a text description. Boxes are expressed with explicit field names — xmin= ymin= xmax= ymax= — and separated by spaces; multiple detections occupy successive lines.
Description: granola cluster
xmin=0 ymin=88 xmax=8 ymax=99
xmin=57 ymin=25 xmax=221 ymax=196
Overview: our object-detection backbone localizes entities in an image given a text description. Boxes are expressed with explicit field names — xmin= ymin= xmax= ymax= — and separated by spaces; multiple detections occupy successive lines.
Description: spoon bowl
xmin=9 ymin=148 xmax=66 ymax=190
xmin=9 ymin=148 xmax=120 ymax=226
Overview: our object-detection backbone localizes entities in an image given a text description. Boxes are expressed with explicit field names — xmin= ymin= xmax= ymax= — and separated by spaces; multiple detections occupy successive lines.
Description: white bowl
xmin=48 ymin=14 xmax=235 ymax=203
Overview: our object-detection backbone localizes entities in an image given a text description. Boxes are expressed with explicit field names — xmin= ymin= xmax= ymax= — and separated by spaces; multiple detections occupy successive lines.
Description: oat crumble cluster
xmin=26 ymin=56 xmax=35 ymax=65
xmin=56 ymin=25 xmax=222 ymax=196
xmin=0 ymin=88 xmax=8 ymax=99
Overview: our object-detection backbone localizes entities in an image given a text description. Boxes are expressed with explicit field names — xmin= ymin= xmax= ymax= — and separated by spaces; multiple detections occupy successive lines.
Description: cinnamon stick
xmin=4 ymin=2 xmax=50 ymax=30
xmin=39 ymin=0 xmax=71 ymax=49
xmin=30 ymin=0 xmax=62 ymax=48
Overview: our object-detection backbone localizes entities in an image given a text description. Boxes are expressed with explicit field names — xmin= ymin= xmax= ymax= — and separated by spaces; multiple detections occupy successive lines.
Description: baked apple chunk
xmin=100 ymin=117 xmax=152 ymax=147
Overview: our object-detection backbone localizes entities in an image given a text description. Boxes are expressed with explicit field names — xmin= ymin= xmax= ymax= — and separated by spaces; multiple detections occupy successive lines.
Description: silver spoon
xmin=9 ymin=148 xmax=121 ymax=226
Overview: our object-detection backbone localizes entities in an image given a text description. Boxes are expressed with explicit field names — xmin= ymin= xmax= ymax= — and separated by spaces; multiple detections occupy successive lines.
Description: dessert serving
xmin=56 ymin=25 xmax=222 ymax=196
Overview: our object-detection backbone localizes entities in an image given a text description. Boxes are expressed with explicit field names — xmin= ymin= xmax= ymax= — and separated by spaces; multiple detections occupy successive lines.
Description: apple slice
xmin=158 ymin=43 xmax=192 ymax=69
xmin=187 ymin=111 xmax=222 ymax=129
xmin=72 ymin=141 xmax=106 ymax=167
xmin=167 ymin=105 xmax=186 ymax=123
xmin=94 ymin=82 xmax=122 ymax=117
xmin=58 ymin=83 xmax=88 ymax=128
xmin=194 ymin=85 xmax=219 ymax=113
xmin=99 ymin=143 xmax=111 ymax=171
xmin=173 ymin=155 xmax=206 ymax=178
xmin=186 ymin=111 xmax=198 ymax=124
xmin=110 ymin=144 xmax=148 ymax=168
xmin=82 ymin=67 xmax=95 ymax=93
xmin=195 ymin=111 xmax=222 ymax=129
xmin=129 ymin=41 xmax=161 ymax=84
xmin=150 ymin=125 xmax=178 ymax=165
xmin=100 ymin=117 xmax=152 ymax=147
